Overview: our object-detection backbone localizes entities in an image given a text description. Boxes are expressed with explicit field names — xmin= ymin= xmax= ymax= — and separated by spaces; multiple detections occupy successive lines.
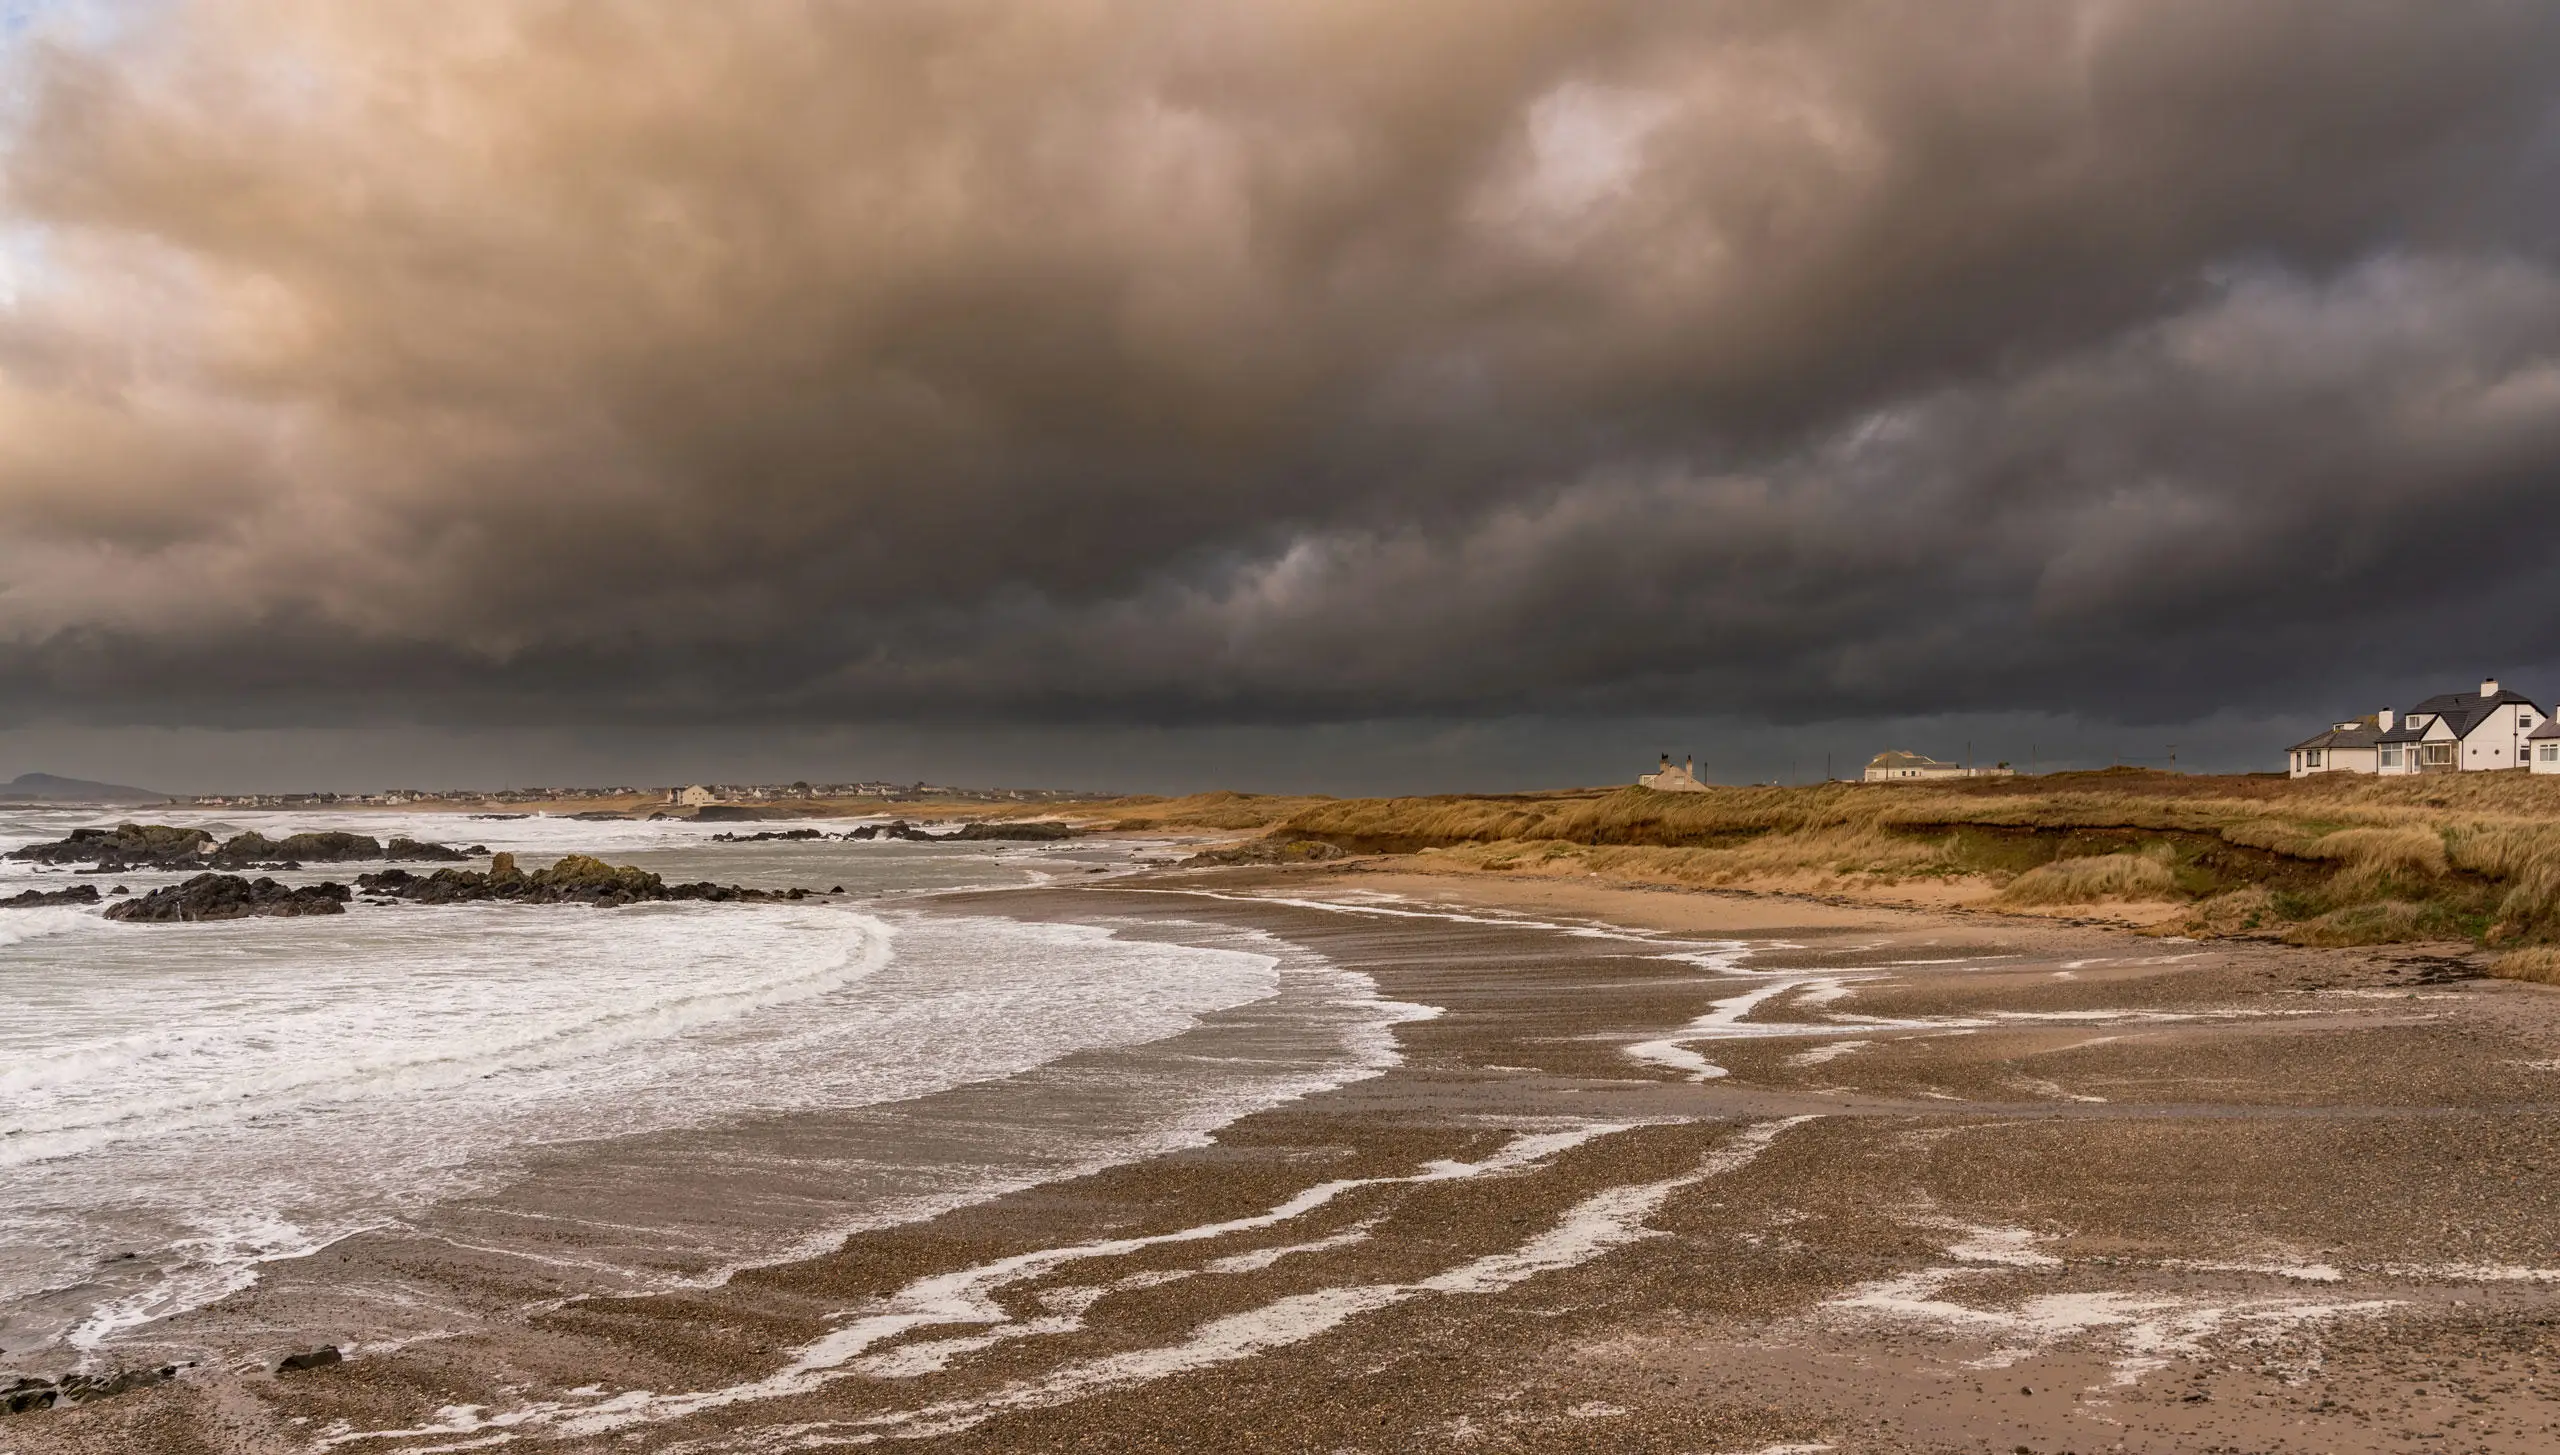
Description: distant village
xmin=183 ymin=781 xmax=1110 ymax=810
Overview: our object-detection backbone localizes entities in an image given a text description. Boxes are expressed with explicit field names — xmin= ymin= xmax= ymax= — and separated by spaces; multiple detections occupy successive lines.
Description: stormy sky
xmin=3 ymin=1 xmax=2558 ymax=792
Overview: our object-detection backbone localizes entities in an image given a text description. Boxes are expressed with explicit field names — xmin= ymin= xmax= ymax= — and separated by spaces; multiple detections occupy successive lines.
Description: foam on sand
xmin=325 ymin=1117 xmax=1818 ymax=1449
xmin=1824 ymin=1220 xmax=2402 ymax=1385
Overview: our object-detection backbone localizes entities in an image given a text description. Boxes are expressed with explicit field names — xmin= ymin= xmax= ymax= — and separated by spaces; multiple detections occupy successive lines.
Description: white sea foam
xmin=1826 ymin=1220 xmax=2401 ymax=1384
xmin=0 ymin=809 xmax=1423 ymax=1365
xmin=329 ymin=1118 xmax=1817 ymax=1448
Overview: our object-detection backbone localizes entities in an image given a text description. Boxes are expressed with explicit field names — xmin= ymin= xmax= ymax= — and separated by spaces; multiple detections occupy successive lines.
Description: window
xmin=2382 ymin=746 xmax=2403 ymax=768
xmin=2421 ymin=742 xmax=2456 ymax=768
xmin=2304 ymin=749 xmax=2323 ymax=768
xmin=2541 ymin=743 xmax=2559 ymax=764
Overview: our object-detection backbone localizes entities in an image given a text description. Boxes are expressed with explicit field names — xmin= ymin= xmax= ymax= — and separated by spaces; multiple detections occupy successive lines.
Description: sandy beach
xmin=15 ymin=861 xmax=2560 ymax=1454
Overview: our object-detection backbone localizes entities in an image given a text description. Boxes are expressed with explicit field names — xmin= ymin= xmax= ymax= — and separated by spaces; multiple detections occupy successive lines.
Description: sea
xmin=0 ymin=807 xmax=1421 ymax=1374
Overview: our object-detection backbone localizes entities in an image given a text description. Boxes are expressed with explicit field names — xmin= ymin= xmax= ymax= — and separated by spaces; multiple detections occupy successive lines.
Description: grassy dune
xmin=1149 ymin=770 xmax=2560 ymax=952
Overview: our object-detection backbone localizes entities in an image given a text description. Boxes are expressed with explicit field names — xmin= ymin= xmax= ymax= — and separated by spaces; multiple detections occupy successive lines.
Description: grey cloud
xmin=0 ymin=0 xmax=2556 ymax=741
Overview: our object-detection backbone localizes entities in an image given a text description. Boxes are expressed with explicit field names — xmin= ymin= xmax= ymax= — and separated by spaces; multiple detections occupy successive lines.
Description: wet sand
xmin=16 ymin=864 xmax=2560 ymax=1453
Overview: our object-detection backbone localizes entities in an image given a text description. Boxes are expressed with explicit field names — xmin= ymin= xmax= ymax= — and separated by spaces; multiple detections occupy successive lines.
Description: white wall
xmin=2290 ymin=745 xmax=2379 ymax=778
xmin=2457 ymin=701 xmax=2543 ymax=771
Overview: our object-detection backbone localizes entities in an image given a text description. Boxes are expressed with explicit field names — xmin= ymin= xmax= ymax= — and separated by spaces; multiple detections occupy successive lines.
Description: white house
xmin=1862 ymin=751 xmax=2013 ymax=782
xmin=2290 ymin=679 xmax=2545 ymax=777
xmin=2285 ymin=715 xmax=2386 ymax=776
xmin=2530 ymin=715 xmax=2560 ymax=774
xmin=1639 ymin=754 xmax=1709 ymax=792
xmin=675 ymin=784 xmax=721 ymax=807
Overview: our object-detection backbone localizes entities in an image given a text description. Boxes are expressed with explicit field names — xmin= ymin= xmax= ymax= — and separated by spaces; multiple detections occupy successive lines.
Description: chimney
xmin=2484 ymin=677 xmax=2501 ymax=698
xmin=2378 ymin=708 xmax=2395 ymax=732
xmin=1659 ymin=753 xmax=1670 ymax=771
xmin=1685 ymin=754 xmax=1695 ymax=777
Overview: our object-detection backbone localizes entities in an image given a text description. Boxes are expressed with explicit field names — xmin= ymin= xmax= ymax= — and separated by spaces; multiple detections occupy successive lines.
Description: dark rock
xmin=357 ymin=854 xmax=782 ymax=909
xmin=104 ymin=874 xmax=352 ymax=923
xmin=194 ymin=829 xmax=471 ymax=865
xmin=0 ymin=1364 xmax=176 ymax=1416
xmin=851 ymin=820 xmax=1079 ymax=843
xmin=57 ymin=1365 xmax=177 ymax=1402
xmin=275 ymin=1346 xmax=341 ymax=1373
xmin=470 ymin=813 xmax=529 ymax=820
xmin=709 ymin=828 xmax=828 ymax=843
xmin=383 ymin=837 xmax=469 ymax=862
xmin=0 ymin=884 xmax=101 ymax=909
xmin=690 ymin=805 xmax=792 ymax=822
xmin=212 ymin=831 xmax=380 ymax=867
xmin=6 ymin=823 xmax=214 ymax=870
xmin=1182 ymin=837 xmax=1352 ymax=866
xmin=110 ymin=884 xmax=129 ymax=895
xmin=950 ymin=821 xmax=1083 ymax=841
xmin=565 ymin=810 xmax=627 ymax=822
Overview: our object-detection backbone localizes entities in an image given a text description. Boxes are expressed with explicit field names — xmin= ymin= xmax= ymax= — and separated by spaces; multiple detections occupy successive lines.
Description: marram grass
xmin=1112 ymin=769 xmax=2560 ymax=950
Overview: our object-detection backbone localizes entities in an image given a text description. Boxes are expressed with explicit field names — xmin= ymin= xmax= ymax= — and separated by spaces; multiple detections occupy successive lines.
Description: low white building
xmin=1639 ymin=754 xmax=1709 ymax=792
xmin=1862 ymin=751 xmax=2012 ymax=782
xmin=2530 ymin=715 xmax=2560 ymax=773
xmin=675 ymin=784 xmax=721 ymax=807
xmin=2289 ymin=679 xmax=2546 ymax=777
xmin=2285 ymin=715 xmax=2385 ymax=776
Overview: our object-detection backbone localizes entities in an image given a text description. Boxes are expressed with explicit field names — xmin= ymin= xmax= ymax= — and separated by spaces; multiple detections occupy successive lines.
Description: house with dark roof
xmin=2285 ymin=715 xmax=2385 ymax=776
xmin=2529 ymin=714 xmax=2560 ymax=774
xmin=2290 ymin=678 xmax=2547 ymax=778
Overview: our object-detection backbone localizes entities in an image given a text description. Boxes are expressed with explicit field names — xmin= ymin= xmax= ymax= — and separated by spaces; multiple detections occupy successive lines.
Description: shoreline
xmin=14 ymin=864 xmax=2560 ymax=1452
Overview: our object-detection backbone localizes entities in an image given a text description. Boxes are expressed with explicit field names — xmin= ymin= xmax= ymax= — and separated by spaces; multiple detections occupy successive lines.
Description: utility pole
xmin=2168 ymin=744 xmax=2178 ymax=773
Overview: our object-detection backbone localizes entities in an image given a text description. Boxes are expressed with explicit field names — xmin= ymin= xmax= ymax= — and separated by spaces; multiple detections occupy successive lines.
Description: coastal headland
xmin=15 ymin=811 xmax=2560 ymax=1453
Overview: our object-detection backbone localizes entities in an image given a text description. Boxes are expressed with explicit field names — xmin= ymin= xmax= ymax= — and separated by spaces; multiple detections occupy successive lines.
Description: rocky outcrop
xmin=1182 ymin=837 xmax=1351 ymax=866
xmin=209 ymin=831 xmax=478 ymax=867
xmin=275 ymin=1346 xmax=342 ymax=1373
xmin=838 ymin=820 xmax=1083 ymax=842
xmin=384 ymin=836 xmax=474 ymax=861
xmin=0 ymin=884 xmax=102 ymax=909
xmin=709 ymin=828 xmax=830 ymax=842
xmin=357 ymin=853 xmax=806 ymax=908
xmin=949 ymin=821 xmax=1083 ymax=841
xmin=2 ymin=1364 xmax=178 ymax=1416
xmin=104 ymin=874 xmax=351 ymax=922
xmin=6 ymin=823 xmax=213 ymax=869
xmin=7 ymin=824 xmax=478 ymax=872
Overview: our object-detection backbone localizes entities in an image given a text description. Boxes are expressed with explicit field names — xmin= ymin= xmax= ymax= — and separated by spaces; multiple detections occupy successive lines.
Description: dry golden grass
xmin=1999 ymin=850 xmax=2179 ymax=905
xmin=1235 ymin=769 xmax=2560 ymax=948
xmin=2491 ymin=946 xmax=2560 ymax=985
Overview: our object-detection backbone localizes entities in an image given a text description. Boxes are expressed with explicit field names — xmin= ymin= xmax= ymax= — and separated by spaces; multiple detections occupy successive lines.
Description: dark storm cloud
xmin=1 ymin=0 xmax=2557 ymax=732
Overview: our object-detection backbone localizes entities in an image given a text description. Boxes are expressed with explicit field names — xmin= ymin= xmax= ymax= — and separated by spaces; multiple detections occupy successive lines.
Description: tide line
xmin=323 ymin=1117 xmax=1707 ymax=1448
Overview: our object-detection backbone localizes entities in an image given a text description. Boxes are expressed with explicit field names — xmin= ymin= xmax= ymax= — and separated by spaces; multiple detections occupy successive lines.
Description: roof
xmin=2289 ymin=717 xmax=2383 ymax=753
xmin=2531 ymin=716 xmax=2560 ymax=740
xmin=2403 ymin=688 xmax=2540 ymax=741
xmin=1866 ymin=751 xmax=1953 ymax=769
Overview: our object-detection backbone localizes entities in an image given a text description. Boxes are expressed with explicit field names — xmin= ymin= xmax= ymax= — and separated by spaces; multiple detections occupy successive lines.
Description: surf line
xmin=324 ymin=1117 xmax=1817 ymax=1449
xmin=766 ymin=1115 xmax=1824 ymax=1449
xmin=1626 ymin=950 xmax=2218 ymax=1083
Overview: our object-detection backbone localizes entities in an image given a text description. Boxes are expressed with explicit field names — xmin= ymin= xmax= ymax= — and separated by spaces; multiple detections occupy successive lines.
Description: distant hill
xmin=0 ymin=772 xmax=172 ymax=805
